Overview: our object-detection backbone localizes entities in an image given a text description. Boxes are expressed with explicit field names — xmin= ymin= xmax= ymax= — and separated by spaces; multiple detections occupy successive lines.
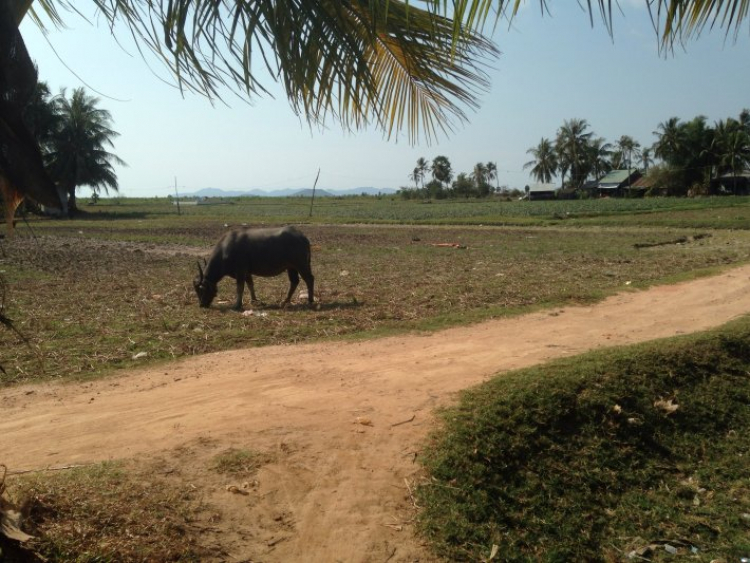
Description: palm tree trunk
xmin=65 ymin=183 xmax=78 ymax=217
xmin=10 ymin=0 xmax=34 ymax=25
xmin=0 ymin=2 xmax=63 ymax=210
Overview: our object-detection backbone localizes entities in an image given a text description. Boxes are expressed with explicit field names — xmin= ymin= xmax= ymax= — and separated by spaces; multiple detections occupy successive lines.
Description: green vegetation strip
xmin=417 ymin=317 xmax=750 ymax=562
xmin=17 ymin=194 xmax=750 ymax=230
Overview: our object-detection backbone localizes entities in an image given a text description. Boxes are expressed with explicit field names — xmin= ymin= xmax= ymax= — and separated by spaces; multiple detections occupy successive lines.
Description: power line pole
xmin=174 ymin=176 xmax=181 ymax=216
xmin=309 ymin=168 xmax=321 ymax=218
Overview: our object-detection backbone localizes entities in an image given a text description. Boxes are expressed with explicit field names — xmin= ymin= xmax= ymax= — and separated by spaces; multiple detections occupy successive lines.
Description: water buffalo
xmin=194 ymin=226 xmax=315 ymax=310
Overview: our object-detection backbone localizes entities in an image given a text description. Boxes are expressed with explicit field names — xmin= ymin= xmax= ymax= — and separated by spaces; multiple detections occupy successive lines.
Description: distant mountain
xmin=291 ymin=188 xmax=335 ymax=197
xmin=181 ymin=186 xmax=396 ymax=198
xmin=337 ymin=187 xmax=397 ymax=196
xmin=187 ymin=187 xmax=268 ymax=197
xmin=183 ymin=187 xmax=254 ymax=197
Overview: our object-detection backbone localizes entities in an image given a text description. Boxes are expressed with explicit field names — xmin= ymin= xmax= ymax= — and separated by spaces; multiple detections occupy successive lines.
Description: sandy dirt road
xmin=3 ymin=266 xmax=750 ymax=562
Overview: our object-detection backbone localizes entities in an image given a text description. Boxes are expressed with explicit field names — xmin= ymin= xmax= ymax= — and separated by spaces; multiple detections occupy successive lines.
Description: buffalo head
xmin=193 ymin=261 xmax=217 ymax=308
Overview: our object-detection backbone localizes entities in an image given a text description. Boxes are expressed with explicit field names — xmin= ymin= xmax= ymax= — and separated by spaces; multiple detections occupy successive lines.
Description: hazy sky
xmin=19 ymin=2 xmax=750 ymax=197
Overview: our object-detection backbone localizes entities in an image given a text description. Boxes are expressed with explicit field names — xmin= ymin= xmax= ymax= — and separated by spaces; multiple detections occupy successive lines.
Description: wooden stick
xmin=390 ymin=414 xmax=415 ymax=428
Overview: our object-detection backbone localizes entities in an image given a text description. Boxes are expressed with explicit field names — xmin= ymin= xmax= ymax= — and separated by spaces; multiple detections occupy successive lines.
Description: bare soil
xmin=3 ymin=265 xmax=750 ymax=562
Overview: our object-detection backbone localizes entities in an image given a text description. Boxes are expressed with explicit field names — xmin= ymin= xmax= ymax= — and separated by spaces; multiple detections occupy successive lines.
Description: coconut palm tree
xmin=555 ymin=119 xmax=592 ymax=189
xmin=46 ymin=88 xmax=125 ymax=215
xmin=640 ymin=147 xmax=655 ymax=173
xmin=720 ymin=130 xmax=750 ymax=177
xmin=615 ymin=135 xmax=642 ymax=171
xmin=711 ymin=119 xmax=750 ymax=180
xmin=614 ymin=135 xmax=642 ymax=192
xmin=653 ymin=117 xmax=684 ymax=165
xmin=471 ymin=162 xmax=487 ymax=185
xmin=474 ymin=162 xmax=494 ymax=197
xmin=609 ymin=150 xmax=625 ymax=170
xmin=654 ymin=115 xmax=713 ymax=193
xmin=415 ymin=157 xmax=430 ymax=189
xmin=586 ymin=137 xmax=613 ymax=181
xmin=683 ymin=116 xmax=714 ymax=188
xmin=409 ymin=168 xmax=421 ymax=190
xmin=524 ymin=138 xmax=558 ymax=184
xmin=739 ymin=109 xmax=750 ymax=133
xmin=485 ymin=162 xmax=498 ymax=192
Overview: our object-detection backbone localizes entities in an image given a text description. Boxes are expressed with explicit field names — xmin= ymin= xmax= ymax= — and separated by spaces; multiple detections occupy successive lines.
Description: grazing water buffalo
xmin=194 ymin=226 xmax=315 ymax=310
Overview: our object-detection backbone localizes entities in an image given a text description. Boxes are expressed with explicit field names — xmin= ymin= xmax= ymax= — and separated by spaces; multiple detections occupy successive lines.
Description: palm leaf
xmin=11 ymin=0 xmax=750 ymax=143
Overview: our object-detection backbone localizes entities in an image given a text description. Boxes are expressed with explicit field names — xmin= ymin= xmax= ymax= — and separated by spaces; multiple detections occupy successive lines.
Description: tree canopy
xmin=46 ymin=87 xmax=124 ymax=214
xmin=523 ymin=112 xmax=750 ymax=195
xmin=2 ymin=0 xmax=750 ymax=209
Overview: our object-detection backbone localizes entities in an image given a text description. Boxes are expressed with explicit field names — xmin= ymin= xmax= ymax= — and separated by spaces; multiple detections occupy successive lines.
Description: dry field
xmin=2 ymin=222 xmax=749 ymax=384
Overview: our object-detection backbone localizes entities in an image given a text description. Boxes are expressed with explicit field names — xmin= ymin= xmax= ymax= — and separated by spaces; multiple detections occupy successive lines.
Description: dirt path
xmin=3 ymin=266 xmax=750 ymax=562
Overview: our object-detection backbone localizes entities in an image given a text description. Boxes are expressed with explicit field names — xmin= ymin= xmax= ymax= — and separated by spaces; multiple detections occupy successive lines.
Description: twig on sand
xmin=404 ymin=478 xmax=420 ymax=509
xmin=402 ymin=450 xmax=419 ymax=464
xmin=390 ymin=414 xmax=416 ymax=428
xmin=267 ymin=536 xmax=287 ymax=547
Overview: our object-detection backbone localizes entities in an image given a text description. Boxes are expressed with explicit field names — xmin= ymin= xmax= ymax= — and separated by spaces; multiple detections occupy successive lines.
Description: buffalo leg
xmin=233 ymin=277 xmax=245 ymax=311
xmin=246 ymin=275 xmax=258 ymax=302
xmin=301 ymin=271 xmax=315 ymax=304
xmin=284 ymin=269 xmax=300 ymax=304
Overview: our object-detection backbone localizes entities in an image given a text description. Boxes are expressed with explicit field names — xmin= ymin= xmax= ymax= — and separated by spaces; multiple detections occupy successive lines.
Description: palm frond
xmin=450 ymin=1 xmax=750 ymax=46
xmin=73 ymin=0 xmax=498 ymax=143
xmin=15 ymin=0 xmax=750 ymax=143
xmin=650 ymin=0 xmax=750 ymax=46
xmin=352 ymin=1 xmax=497 ymax=142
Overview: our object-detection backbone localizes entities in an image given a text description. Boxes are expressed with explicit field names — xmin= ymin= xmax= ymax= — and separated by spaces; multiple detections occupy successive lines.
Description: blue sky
xmin=19 ymin=2 xmax=750 ymax=197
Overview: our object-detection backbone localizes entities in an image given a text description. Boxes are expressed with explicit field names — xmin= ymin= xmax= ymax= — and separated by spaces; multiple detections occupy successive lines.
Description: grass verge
xmin=6 ymin=462 xmax=209 ymax=562
xmin=417 ymin=317 xmax=750 ymax=562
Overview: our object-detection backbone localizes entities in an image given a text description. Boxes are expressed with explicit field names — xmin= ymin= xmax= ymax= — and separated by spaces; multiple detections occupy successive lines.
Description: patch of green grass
xmin=16 ymin=194 xmax=750 ymax=231
xmin=209 ymin=448 xmax=270 ymax=476
xmin=417 ymin=317 xmax=750 ymax=562
xmin=9 ymin=462 xmax=209 ymax=562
